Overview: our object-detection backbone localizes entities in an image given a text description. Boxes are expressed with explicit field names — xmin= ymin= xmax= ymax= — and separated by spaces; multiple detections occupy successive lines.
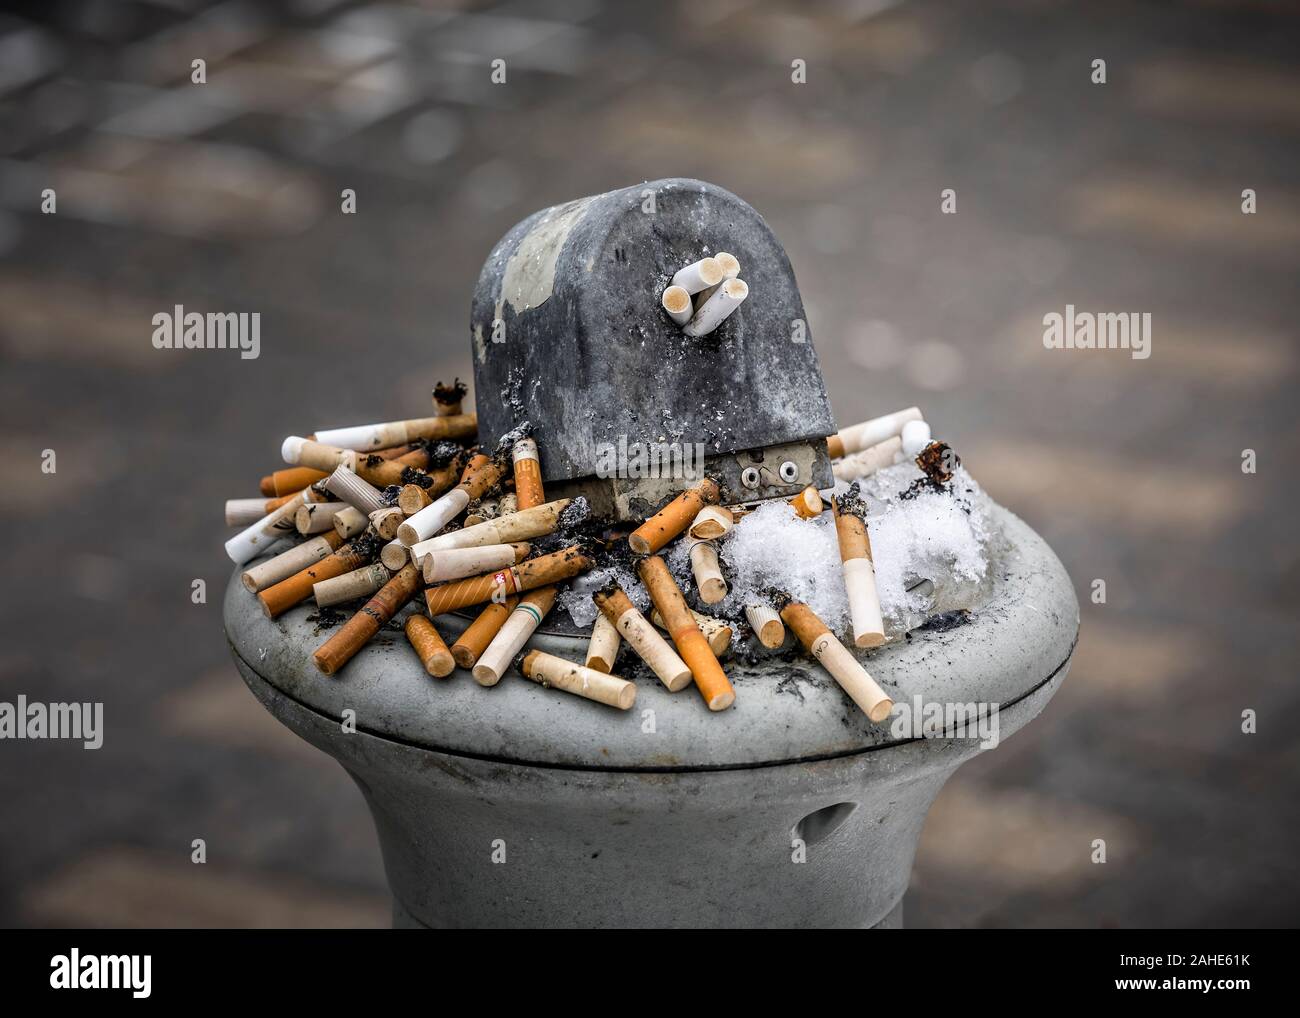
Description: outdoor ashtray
xmin=223 ymin=179 xmax=1078 ymax=928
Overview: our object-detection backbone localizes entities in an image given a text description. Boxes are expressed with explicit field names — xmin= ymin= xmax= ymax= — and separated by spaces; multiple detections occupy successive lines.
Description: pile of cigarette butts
xmin=660 ymin=254 xmax=747 ymax=337
xmin=224 ymin=383 xmax=949 ymax=725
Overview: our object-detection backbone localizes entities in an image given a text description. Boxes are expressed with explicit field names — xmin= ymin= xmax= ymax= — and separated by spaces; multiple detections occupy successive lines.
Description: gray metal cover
xmin=469 ymin=178 xmax=837 ymax=482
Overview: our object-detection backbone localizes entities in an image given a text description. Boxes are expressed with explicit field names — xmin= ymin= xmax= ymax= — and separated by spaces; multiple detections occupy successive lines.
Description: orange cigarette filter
xmin=628 ymin=478 xmax=720 ymax=555
xmin=258 ymin=540 xmax=373 ymax=619
xmin=262 ymin=467 xmax=329 ymax=498
xmin=826 ymin=435 xmax=845 ymax=459
xmin=424 ymin=545 xmax=593 ymax=617
xmin=314 ymin=564 xmax=423 ymax=675
xmin=832 ymin=498 xmax=870 ymax=560
xmin=356 ymin=446 xmax=430 ymax=488
xmin=511 ymin=437 xmax=545 ymax=510
xmin=450 ymin=596 xmax=519 ymax=669
xmin=790 ymin=486 xmax=824 ymax=519
xmin=405 ymin=614 xmax=455 ymax=678
xmin=459 ymin=454 xmax=505 ymax=501
xmin=637 ymin=556 xmax=735 ymax=711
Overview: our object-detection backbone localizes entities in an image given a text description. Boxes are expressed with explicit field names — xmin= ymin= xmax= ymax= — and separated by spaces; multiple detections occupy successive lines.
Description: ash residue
xmin=401 ymin=466 xmax=434 ymax=488
xmin=424 ymin=439 xmax=468 ymax=469
xmin=834 ymin=482 xmax=870 ymax=519
xmin=305 ymin=606 xmax=347 ymax=632
xmin=380 ymin=485 xmax=402 ymax=507
xmin=558 ymin=495 xmax=590 ymax=530
xmin=911 ymin=441 xmax=959 ymax=491
xmin=916 ymin=608 xmax=971 ymax=632
xmin=433 ymin=378 xmax=467 ymax=407
xmin=494 ymin=420 xmax=533 ymax=457
xmin=351 ymin=531 xmax=383 ymax=559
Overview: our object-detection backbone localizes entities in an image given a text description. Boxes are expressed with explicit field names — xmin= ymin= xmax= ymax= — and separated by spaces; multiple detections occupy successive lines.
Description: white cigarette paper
xmin=522 ymin=652 xmax=636 ymax=711
xmin=670 ymin=256 xmax=723 ymax=295
xmin=333 ymin=506 xmax=369 ymax=539
xmin=901 ymin=419 xmax=932 ymax=456
xmin=688 ymin=505 xmax=734 ymax=540
xmin=688 ymin=539 xmax=727 ymax=604
xmin=473 ymin=599 xmax=549 ymax=687
xmin=611 ymin=607 xmax=691 ymax=692
xmin=832 ymin=436 xmax=903 ymax=482
xmin=843 ymin=556 xmax=885 ymax=648
xmin=296 ymin=501 xmax=349 ymax=535
xmin=324 ymin=465 xmax=386 ymax=515
xmin=313 ymin=562 xmax=392 ymax=608
xmin=745 ymin=601 xmax=785 ymax=649
xmin=421 ymin=543 xmax=522 ymax=583
xmin=692 ymin=252 xmax=740 ymax=309
xmin=226 ymin=498 xmax=269 ymax=527
xmin=398 ymin=488 xmax=472 ymax=546
xmin=225 ymin=488 xmax=323 ymax=565
xmin=418 ymin=499 xmax=570 ymax=551
xmin=683 ymin=278 xmax=748 ymax=337
xmin=661 ymin=285 xmax=693 ymax=326
xmin=810 ymin=631 xmax=893 ymax=722
xmin=241 ymin=534 xmax=337 ymax=593
xmin=833 ymin=406 xmax=922 ymax=457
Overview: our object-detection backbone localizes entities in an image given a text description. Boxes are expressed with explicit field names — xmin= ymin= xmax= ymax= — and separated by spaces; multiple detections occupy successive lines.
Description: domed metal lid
xmin=224 ymin=505 xmax=1078 ymax=770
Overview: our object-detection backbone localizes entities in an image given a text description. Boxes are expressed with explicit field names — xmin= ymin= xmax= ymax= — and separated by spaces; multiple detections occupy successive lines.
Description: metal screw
xmin=778 ymin=460 xmax=799 ymax=483
xmin=741 ymin=466 xmax=762 ymax=489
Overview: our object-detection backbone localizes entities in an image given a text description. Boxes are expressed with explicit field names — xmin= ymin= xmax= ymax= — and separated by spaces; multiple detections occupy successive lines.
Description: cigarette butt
xmin=511 ymin=437 xmax=545 ymax=510
xmin=282 ymin=436 xmax=355 ymax=472
xmin=692 ymin=252 xmax=741 ymax=309
xmin=683 ymin=278 xmax=747 ymax=338
xmin=313 ymin=563 xmax=423 ymax=675
xmin=451 ymin=597 xmax=518 ymax=669
xmin=628 ymin=478 xmax=720 ymax=555
xmin=225 ymin=498 xmax=274 ymax=527
xmin=259 ymin=476 xmax=275 ymax=497
xmin=397 ymin=483 xmax=433 ymax=515
xmin=368 ymin=506 xmax=405 ymax=540
xmin=780 ymin=602 xmax=893 ymax=722
xmin=472 ymin=587 xmax=557 ymax=687
xmin=433 ymin=380 xmax=465 ymax=417
xmin=309 ymin=564 xmax=421 ymax=676
xmin=649 ymin=607 xmax=733 ymax=657
xmin=296 ymin=501 xmax=350 ymax=535
xmin=323 ymin=465 xmax=386 ymax=515
xmin=421 ymin=542 xmax=531 ymax=584
xmin=313 ymin=561 xmax=393 ymax=608
xmin=827 ymin=406 xmax=922 ymax=459
xmin=661 ymin=285 xmax=693 ymax=326
xmin=380 ymin=538 xmax=411 ymax=571
xmin=225 ymin=487 xmax=326 ymax=565
xmin=520 ymin=650 xmax=636 ymax=710
xmin=688 ymin=505 xmax=734 ymax=540
xmin=405 ymin=614 xmax=455 ymax=678
xmin=258 ymin=540 xmax=373 ymax=619
xmin=398 ymin=457 xmax=505 ymax=547
xmin=498 ymin=492 xmax=518 ymax=515
xmin=901 ymin=419 xmax=932 ymax=457
xmin=584 ymin=612 xmax=621 ymax=673
xmin=638 ymin=556 xmax=734 ymax=711
xmin=356 ymin=446 xmax=433 ymax=488
xmin=417 ymin=498 xmax=570 ymax=552
xmin=831 ymin=436 xmax=903 ymax=482
xmin=594 ymin=585 xmax=691 ymax=692
xmin=832 ymin=498 xmax=885 ymax=649
xmin=332 ymin=506 xmax=369 ymax=539
xmin=745 ymin=600 xmax=785 ymax=648
xmin=463 ymin=497 xmax=497 ymax=528
xmin=241 ymin=531 xmax=344 ymax=593
xmin=671 ymin=256 xmax=724 ymax=295
xmin=368 ymin=442 xmax=420 ymax=460
xmin=312 ymin=414 xmax=477 ymax=451
xmin=688 ymin=539 xmax=728 ymax=604
xmin=264 ymin=467 xmax=329 ymax=497
xmin=424 ymin=544 xmax=592 ymax=617
xmin=789 ymin=486 xmax=824 ymax=519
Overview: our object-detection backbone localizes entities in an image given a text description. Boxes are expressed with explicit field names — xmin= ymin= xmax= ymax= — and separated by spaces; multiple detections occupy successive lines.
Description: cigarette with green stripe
xmin=471 ymin=586 xmax=558 ymax=687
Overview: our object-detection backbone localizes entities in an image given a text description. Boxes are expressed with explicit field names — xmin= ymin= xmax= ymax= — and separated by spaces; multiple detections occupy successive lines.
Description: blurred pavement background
xmin=1 ymin=0 xmax=1297 ymax=927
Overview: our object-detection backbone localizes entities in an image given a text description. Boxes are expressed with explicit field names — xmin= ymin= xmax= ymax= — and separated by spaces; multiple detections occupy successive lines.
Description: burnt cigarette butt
xmin=312 ymin=413 xmax=477 ymax=451
xmin=380 ymin=538 xmax=411 ymax=571
xmin=683 ymin=278 xmax=747 ymax=338
xmin=226 ymin=498 xmax=273 ymax=527
xmin=258 ymin=540 xmax=373 ymax=619
xmin=324 ymin=465 xmax=386 ymax=515
xmin=405 ymin=614 xmax=455 ymax=678
xmin=584 ymin=612 xmax=622 ymax=673
xmin=662 ymin=285 xmax=693 ymax=326
xmin=451 ymin=596 xmax=518 ymax=669
xmin=313 ymin=561 xmax=393 ymax=608
xmin=313 ymin=563 xmax=423 ymax=676
xmin=463 ymin=498 xmax=497 ymax=528
xmin=789 ymin=486 xmax=824 ymax=519
xmin=688 ymin=505 xmax=734 ymax=540
xmin=511 ymin=437 xmax=545 ymax=510
xmin=498 ymin=492 xmax=518 ymax=515
xmin=356 ymin=446 xmax=432 ymax=488
xmin=628 ymin=478 xmax=720 ymax=555
xmin=745 ymin=600 xmax=785 ymax=649
xmin=780 ymin=602 xmax=893 ymax=722
xmin=649 ymin=606 xmax=733 ymax=657
xmin=264 ymin=467 xmax=329 ymax=497
xmin=832 ymin=436 xmax=902 ymax=481
xmin=333 ymin=506 xmax=369 ymax=539
xmin=423 ymin=544 xmax=592 ymax=616
xmin=688 ymin=539 xmax=728 ymax=604
xmin=398 ymin=456 xmax=505 ymax=547
xmin=421 ymin=542 xmax=531 ymax=584
xmin=398 ymin=483 xmax=434 ymax=515
xmin=832 ymin=497 xmax=885 ymax=649
xmin=369 ymin=506 xmax=405 ymax=540
xmin=433 ymin=379 xmax=466 ymax=417
xmin=421 ymin=498 xmax=570 ymax=552
xmin=296 ymin=501 xmax=350 ymax=535
xmin=671 ymin=256 xmax=723 ymax=295
xmin=638 ymin=556 xmax=734 ymax=711
xmin=520 ymin=650 xmax=636 ymax=710
xmin=472 ymin=587 xmax=558 ymax=687
xmin=827 ymin=406 xmax=922 ymax=459
xmin=282 ymin=436 xmax=356 ymax=472
xmin=594 ymin=585 xmax=691 ymax=692
xmin=241 ymin=531 xmax=344 ymax=593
